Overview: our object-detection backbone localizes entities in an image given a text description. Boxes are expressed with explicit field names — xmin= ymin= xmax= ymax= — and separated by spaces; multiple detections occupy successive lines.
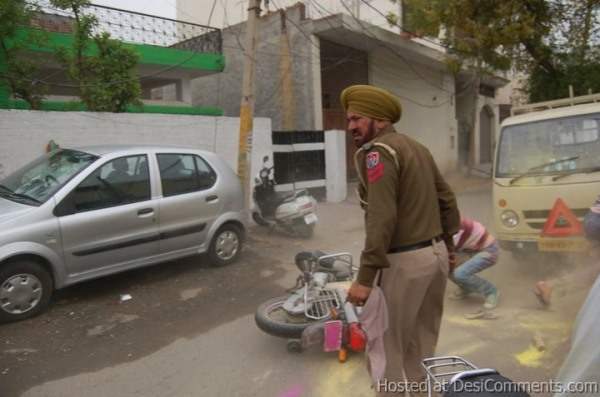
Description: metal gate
xmin=271 ymin=130 xmax=326 ymax=200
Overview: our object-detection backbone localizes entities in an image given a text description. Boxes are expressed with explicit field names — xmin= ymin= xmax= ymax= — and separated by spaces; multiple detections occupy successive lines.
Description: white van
xmin=493 ymin=94 xmax=600 ymax=257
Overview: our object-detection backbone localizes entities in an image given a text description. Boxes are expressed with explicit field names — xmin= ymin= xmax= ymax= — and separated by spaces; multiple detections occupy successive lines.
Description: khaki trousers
xmin=376 ymin=239 xmax=448 ymax=397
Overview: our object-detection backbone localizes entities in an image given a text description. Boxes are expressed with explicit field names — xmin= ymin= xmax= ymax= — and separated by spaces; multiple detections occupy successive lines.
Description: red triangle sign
xmin=541 ymin=198 xmax=583 ymax=237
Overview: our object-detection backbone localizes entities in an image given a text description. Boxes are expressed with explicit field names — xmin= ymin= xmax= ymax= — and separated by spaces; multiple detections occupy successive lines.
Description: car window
xmin=59 ymin=155 xmax=150 ymax=214
xmin=0 ymin=149 xmax=98 ymax=205
xmin=195 ymin=156 xmax=217 ymax=189
xmin=158 ymin=154 xmax=216 ymax=197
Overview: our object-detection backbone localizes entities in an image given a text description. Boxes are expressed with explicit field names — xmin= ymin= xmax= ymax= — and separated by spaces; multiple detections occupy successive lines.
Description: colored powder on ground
xmin=279 ymin=384 xmax=303 ymax=397
xmin=515 ymin=345 xmax=544 ymax=368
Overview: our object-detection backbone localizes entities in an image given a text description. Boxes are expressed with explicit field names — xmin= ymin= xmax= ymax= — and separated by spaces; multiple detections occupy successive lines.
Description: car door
xmin=156 ymin=153 xmax=221 ymax=255
xmin=56 ymin=154 xmax=160 ymax=278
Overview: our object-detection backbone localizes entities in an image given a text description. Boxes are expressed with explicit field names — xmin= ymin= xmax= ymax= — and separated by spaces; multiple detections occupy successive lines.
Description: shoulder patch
xmin=366 ymin=152 xmax=380 ymax=169
xmin=366 ymin=151 xmax=384 ymax=183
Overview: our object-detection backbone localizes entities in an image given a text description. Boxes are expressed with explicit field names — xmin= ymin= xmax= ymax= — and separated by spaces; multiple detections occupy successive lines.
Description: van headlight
xmin=501 ymin=210 xmax=519 ymax=228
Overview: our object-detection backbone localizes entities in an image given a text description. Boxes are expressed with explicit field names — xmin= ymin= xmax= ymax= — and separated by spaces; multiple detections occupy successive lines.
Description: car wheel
xmin=0 ymin=260 xmax=53 ymax=324
xmin=208 ymin=224 xmax=243 ymax=267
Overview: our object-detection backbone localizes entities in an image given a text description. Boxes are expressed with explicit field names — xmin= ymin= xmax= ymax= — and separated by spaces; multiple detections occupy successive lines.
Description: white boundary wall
xmin=0 ymin=110 xmax=348 ymax=202
xmin=0 ymin=110 xmax=271 ymax=190
xmin=325 ymin=130 xmax=347 ymax=203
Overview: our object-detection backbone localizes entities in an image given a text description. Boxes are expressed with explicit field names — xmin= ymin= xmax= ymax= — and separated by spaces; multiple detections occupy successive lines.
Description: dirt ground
xmin=1 ymin=176 xmax=598 ymax=397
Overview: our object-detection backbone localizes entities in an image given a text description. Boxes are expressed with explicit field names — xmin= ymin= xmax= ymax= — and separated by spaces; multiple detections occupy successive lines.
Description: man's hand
xmin=448 ymin=252 xmax=457 ymax=274
xmin=347 ymin=281 xmax=372 ymax=306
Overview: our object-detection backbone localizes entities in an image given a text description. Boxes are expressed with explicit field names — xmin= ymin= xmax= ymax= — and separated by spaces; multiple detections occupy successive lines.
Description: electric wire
xmin=281 ymin=0 xmax=468 ymax=108
xmin=335 ymin=0 xmax=479 ymax=106
xmin=338 ymin=0 xmax=453 ymax=94
xmin=8 ymin=0 xmax=476 ymax=109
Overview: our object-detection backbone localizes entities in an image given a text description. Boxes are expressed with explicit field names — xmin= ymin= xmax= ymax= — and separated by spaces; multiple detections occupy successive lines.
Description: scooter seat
xmin=274 ymin=191 xmax=296 ymax=205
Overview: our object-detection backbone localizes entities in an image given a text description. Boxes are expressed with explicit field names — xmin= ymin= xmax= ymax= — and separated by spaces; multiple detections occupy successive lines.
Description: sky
xmin=92 ymin=0 xmax=176 ymax=19
xmin=89 ymin=0 xmax=401 ymax=30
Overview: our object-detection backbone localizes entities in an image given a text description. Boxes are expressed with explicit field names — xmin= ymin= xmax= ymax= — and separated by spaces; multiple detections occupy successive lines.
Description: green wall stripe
xmin=1 ymin=27 xmax=225 ymax=114
xmin=7 ymin=28 xmax=225 ymax=72
xmin=0 ymin=99 xmax=223 ymax=116
xmin=0 ymin=49 xmax=9 ymax=103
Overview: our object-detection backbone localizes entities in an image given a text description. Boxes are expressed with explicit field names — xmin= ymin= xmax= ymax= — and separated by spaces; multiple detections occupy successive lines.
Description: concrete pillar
xmin=175 ymin=78 xmax=193 ymax=104
xmin=141 ymin=85 xmax=154 ymax=100
xmin=310 ymin=34 xmax=323 ymax=130
xmin=325 ymin=129 xmax=347 ymax=203
xmin=444 ymin=73 xmax=458 ymax=170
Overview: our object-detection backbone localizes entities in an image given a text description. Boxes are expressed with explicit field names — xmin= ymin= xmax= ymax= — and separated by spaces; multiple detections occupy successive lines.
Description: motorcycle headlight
xmin=501 ymin=210 xmax=519 ymax=228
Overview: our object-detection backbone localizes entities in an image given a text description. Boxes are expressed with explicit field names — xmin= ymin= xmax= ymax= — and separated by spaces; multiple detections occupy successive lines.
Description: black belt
xmin=388 ymin=236 xmax=442 ymax=254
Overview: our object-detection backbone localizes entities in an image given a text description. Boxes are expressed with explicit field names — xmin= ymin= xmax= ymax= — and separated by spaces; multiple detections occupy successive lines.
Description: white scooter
xmin=252 ymin=156 xmax=318 ymax=238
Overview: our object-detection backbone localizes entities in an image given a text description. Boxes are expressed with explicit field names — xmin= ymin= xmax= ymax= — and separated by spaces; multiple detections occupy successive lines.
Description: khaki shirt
xmin=355 ymin=126 xmax=460 ymax=286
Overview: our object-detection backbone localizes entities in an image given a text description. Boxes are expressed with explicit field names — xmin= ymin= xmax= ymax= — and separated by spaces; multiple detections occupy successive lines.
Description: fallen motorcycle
xmin=255 ymin=251 xmax=366 ymax=357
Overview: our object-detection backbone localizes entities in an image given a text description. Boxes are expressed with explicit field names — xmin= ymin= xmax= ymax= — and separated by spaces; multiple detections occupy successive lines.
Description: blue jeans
xmin=450 ymin=242 xmax=498 ymax=297
xmin=584 ymin=211 xmax=600 ymax=241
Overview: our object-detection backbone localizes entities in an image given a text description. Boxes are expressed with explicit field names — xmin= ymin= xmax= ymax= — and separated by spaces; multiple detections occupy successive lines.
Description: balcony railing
xmin=31 ymin=0 xmax=222 ymax=54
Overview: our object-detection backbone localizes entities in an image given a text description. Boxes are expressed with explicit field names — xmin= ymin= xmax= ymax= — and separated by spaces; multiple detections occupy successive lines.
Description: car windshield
xmin=0 ymin=149 xmax=98 ymax=205
xmin=496 ymin=112 xmax=600 ymax=178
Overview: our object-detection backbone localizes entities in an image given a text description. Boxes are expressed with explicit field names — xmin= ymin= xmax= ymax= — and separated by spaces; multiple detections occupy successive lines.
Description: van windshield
xmin=0 ymin=149 xmax=98 ymax=205
xmin=496 ymin=112 xmax=600 ymax=178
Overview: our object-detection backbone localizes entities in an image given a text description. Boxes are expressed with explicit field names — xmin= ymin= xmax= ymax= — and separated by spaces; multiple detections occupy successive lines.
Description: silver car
xmin=0 ymin=145 xmax=245 ymax=323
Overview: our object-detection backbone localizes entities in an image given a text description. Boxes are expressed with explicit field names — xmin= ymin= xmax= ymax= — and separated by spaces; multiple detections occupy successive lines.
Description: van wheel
xmin=209 ymin=224 xmax=243 ymax=267
xmin=0 ymin=261 xmax=53 ymax=323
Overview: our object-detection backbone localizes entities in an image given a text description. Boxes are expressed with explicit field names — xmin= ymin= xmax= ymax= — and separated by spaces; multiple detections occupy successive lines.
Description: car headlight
xmin=501 ymin=210 xmax=519 ymax=228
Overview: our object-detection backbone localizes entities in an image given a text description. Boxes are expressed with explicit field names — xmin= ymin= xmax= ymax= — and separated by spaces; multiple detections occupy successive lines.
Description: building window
xmin=479 ymin=84 xmax=496 ymax=98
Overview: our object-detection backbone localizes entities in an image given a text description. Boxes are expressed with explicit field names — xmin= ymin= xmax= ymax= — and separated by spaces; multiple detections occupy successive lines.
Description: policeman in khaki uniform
xmin=342 ymin=85 xmax=460 ymax=396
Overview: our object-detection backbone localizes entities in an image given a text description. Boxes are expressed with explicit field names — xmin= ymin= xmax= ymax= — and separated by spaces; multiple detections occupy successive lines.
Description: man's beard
xmin=354 ymin=120 xmax=377 ymax=148
xmin=367 ymin=120 xmax=376 ymax=141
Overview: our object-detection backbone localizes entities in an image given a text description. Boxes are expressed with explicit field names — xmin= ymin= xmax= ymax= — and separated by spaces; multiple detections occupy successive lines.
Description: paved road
xmin=1 ymin=184 xmax=596 ymax=397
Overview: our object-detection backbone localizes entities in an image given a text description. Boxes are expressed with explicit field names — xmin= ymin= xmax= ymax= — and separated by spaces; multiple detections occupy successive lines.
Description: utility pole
xmin=279 ymin=10 xmax=297 ymax=191
xmin=397 ymin=0 xmax=403 ymax=34
xmin=237 ymin=0 xmax=261 ymax=213
xmin=279 ymin=10 xmax=295 ymax=131
xmin=354 ymin=0 xmax=360 ymax=19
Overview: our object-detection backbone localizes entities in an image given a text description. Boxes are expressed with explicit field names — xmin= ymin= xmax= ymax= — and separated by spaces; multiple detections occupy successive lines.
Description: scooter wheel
xmin=252 ymin=212 xmax=269 ymax=226
xmin=293 ymin=220 xmax=314 ymax=239
xmin=287 ymin=340 xmax=303 ymax=353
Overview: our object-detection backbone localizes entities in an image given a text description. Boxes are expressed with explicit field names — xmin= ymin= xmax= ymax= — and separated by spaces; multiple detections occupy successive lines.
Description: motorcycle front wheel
xmin=255 ymin=295 xmax=329 ymax=339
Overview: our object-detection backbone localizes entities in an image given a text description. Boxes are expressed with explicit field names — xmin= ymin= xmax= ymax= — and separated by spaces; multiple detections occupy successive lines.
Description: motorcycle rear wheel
xmin=255 ymin=295 xmax=329 ymax=339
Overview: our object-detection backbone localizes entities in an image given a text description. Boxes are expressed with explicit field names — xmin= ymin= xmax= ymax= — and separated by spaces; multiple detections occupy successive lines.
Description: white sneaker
xmin=483 ymin=291 xmax=499 ymax=310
